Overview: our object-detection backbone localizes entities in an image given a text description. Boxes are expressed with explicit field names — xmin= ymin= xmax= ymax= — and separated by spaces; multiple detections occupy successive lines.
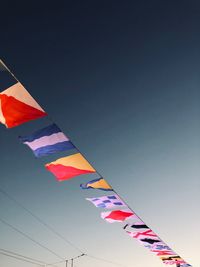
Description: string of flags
xmin=0 ymin=59 xmax=191 ymax=267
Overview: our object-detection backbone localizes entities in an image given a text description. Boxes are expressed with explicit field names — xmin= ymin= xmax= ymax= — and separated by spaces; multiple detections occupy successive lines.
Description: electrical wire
xmin=0 ymin=251 xmax=43 ymax=266
xmin=0 ymin=217 xmax=65 ymax=261
xmin=0 ymin=248 xmax=46 ymax=265
xmin=86 ymin=254 xmax=128 ymax=267
xmin=46 ymin=253 xmax=129 ymax=267
xmin=0 ymin=248 xmax=64 ymax=267
xmin=45 ymin=253 xmax=85 ymax=266
xmin=0 ymin=188 xmax=130 ymax=267
xmin=0 ymin=187 xmax=84 ymax=254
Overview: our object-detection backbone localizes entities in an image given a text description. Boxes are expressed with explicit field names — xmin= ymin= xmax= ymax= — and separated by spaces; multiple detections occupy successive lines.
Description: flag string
xmin=0 ymin=58 xmax=191 ymax=267
xmin=43 ymin=120 xmax=188 ymax=266
xmin=0 ymin=59 xmax=19 ymax=82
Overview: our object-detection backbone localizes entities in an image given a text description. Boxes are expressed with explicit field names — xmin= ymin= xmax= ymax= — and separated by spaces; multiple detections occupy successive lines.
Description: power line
xmin=45 ymin=253 xmax=85 ymax=267
xmin=0 ymin=188 xmax=127 ymax=267
xmin=48 ymin=253 xmax=129 ymax=267
xmin=0 ymin=249 xmax=60 ymax=267
xmin=0 ymin=251 xmax=43 ymax=266
xmin=0 ymin=187 xmax=84 ymax=254
xmin=0 ymin=248 xmax=46 ymax=265
xmin=0 ymin=249 xmax=82 ymax=267
xmin=0 ymin=217 xmax=65 ymax=261
xmin=76 ymin=253 xmax=128 ymax=267
xmin=86 ymin=254 xmax=128 ymax=267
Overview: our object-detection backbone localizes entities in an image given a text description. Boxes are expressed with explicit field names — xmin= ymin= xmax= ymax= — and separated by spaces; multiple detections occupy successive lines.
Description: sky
xmin=0 ymin=1 xmax=200 ymax=267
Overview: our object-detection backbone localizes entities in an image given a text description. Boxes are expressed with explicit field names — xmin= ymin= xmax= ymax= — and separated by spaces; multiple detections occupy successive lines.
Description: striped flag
xmin=19 ymin=124 xmax=75 ymax=157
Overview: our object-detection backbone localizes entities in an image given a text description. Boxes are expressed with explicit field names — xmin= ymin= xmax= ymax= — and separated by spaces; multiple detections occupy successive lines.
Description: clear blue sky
xmin=0 ymin=1 xmax=200 ymax=267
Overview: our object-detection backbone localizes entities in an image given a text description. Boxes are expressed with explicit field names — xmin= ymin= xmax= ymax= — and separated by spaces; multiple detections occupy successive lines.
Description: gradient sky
xmin=0 ymin=1 xmax=200 ymax=267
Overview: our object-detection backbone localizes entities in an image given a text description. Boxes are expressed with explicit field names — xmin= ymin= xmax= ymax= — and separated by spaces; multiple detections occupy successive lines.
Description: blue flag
xmin=19 ymin=123 xmax=75 ymax=157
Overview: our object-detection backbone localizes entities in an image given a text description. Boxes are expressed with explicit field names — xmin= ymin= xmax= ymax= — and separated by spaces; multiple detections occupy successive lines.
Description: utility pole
xmin=66 ymin=253 xmax=85 ymax=267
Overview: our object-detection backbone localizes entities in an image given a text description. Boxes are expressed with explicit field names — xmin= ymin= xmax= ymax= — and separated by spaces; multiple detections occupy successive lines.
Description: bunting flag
xmin=124 ymin=222 xmax=149 ymax=230
xmin=19 ymin=123 xmax=75 ymax=157
xmin=0 ymin=82 xmax=47 ymax=128
xmin=80 ymin=177 xmax=113 ymax=191
xmin=150 ymin=243 xmax=172 ymax=251
xmin=152 ymin=250 xmax=176 ymax=256
xmin=139 ymin=237 xmax=162 ymax=245
xmin=149 ymin=242 xmax=176 ymax=256
xmin=101 ymin=209 xmax=134 ymax=223
xmin=126 ymin=229 xmax=158 ymax=239
xmin=126 ymin=230 xmax=161 ymax=244
xmin=123 ymin=224 xmax=189 ymax=264
xmin=160 ymin=255 xmax=188 ymax=265
xmin=0 ymin=60 xmax=192 ymax=267
xmin=126 ymin=229 xmax=161 ymax=248
xmin=86 ymin=195 xmax=125 ymax=208
xmin=125 ymin=230 xmax=190 ymax=266
xmin=45 ymin=153 xmax=96 ymax=181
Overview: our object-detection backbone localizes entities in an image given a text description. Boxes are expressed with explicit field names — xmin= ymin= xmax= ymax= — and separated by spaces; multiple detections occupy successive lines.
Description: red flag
xmin=0 ymin=82 xmax=47 ymax=128
xmin=101 ymin=210 xmax=134 ymax=223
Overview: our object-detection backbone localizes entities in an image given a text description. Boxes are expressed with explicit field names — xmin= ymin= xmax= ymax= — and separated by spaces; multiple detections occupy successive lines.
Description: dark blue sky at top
xmin=0 ymin=1 xmax=200 ymax=267
xmin=1 ymin=0 xmax=200 ymax=143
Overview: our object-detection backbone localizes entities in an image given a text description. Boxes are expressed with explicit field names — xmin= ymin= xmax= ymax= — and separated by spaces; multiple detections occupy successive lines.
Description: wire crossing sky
xmin=0 ymin=1 xmax=200 ymax=267
xmin=0 ymin=187 xmax=84 ymax=254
